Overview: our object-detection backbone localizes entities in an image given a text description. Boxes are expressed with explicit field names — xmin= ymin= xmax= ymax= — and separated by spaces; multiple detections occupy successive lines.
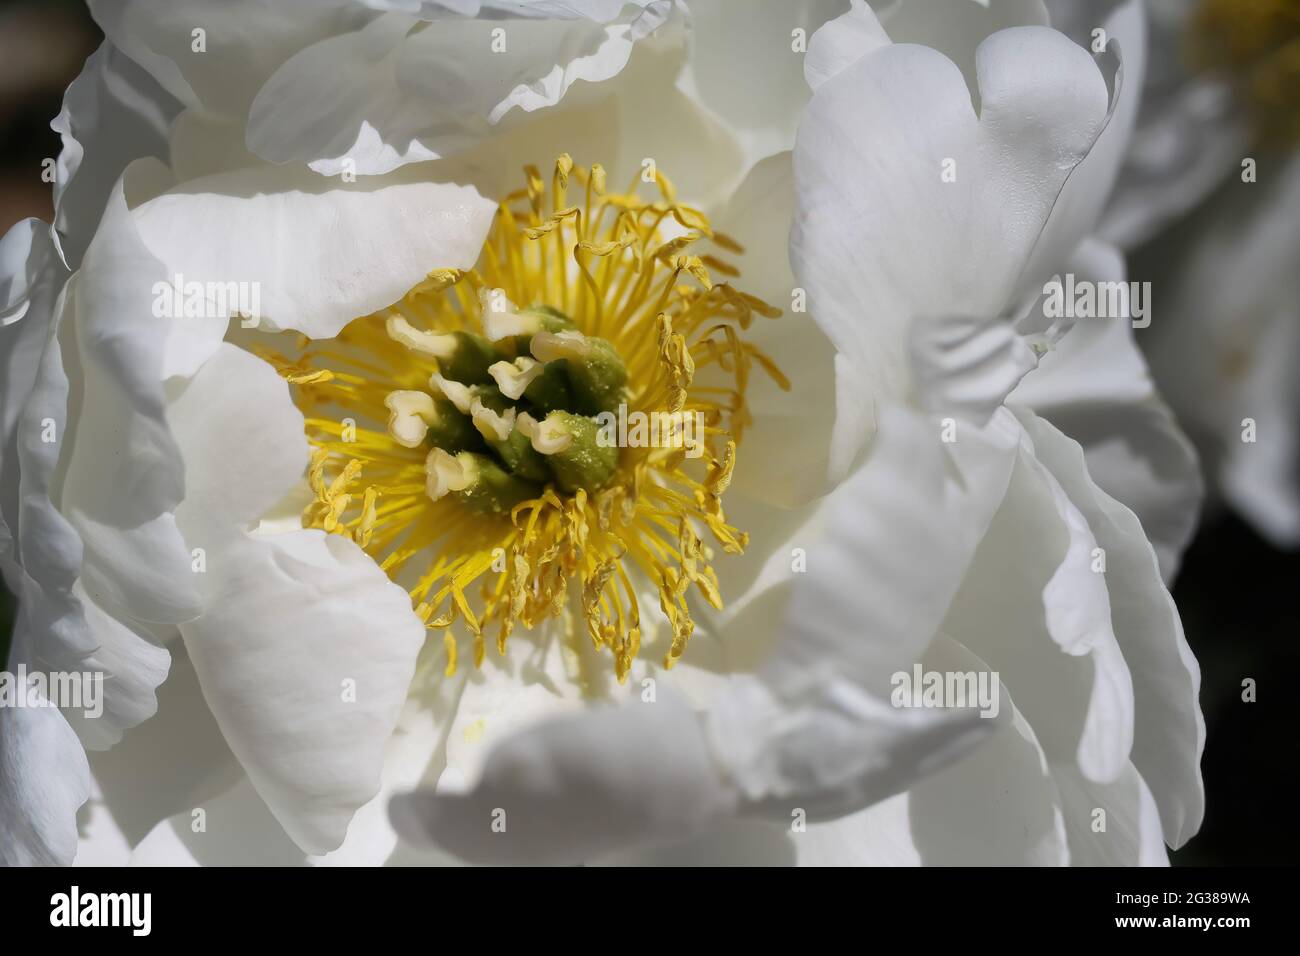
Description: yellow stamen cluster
xmin=259 ymin=156 xmax=786 ymax=682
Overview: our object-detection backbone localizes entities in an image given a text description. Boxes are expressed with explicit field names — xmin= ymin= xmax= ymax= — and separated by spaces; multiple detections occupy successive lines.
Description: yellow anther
xmin=525 ymin=207 xmax=579 ymax=239
xmin=279 ymin=156 xmax=779 ymax=680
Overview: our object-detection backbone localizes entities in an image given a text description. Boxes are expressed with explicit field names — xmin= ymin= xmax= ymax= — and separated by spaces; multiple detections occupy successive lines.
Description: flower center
xmin=1190 ymin=0 xmax=1300 ymax=147
xmin=260 ymin=156 xmax=787 ymax=681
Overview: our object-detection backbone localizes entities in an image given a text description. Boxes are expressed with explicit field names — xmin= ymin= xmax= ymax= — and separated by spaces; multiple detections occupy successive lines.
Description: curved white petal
xmin=167 ymin=345 xmax=426 ymax=854
xmin=1013 ymin=409 xmax=1204 ymax=847
xmin=682 ymin=0 xmax=848 ymax=173
xmin=794 ymin=794 xmax=921 ymax=866
xmin=72 ymin=777 xmax=133 ymax=867
xmin=709 ymin=151 xmax=838 ymax=506
xmin=876 ymin=0 xmax=1051 ymax=97
xmin=52 ymin=40 xmax=181 ymax=269
xmin=804 ymin=0 xmax=890 ymax=92
xmin=1 ymin=217 xmax=177 ymax=861
xmin=247 ymin=3 xmax=669 ymax=176
xmin=1013 ymin=238 xmax=1202 ymax=580
xmin=61 ymin=166 xmax=223 ymax=632
xmin=796 ymin=640 xmax=1073 ymax=867
xmin=1052 ymin=762 xmax=1168 ymax=866
xmin=85 ymin=641 xmax=242 ymax=851
xmin=0 ymin=666 xmax=90 ymax=866
xmin=1017 ymin=0 xmax=1145 ymax=284
xmin=944 ymin=420 xmax=1136 ymax=786
xmin=390 ymin=405 xmax=1012 ymax=863
xmin=1046 ymin=0 xmax=1250 ymax=249
xmin=903 ymin=637 xmax=1070 ymax=865
xmin=61 ymin=582 xmax=171 ymax=752
xmin=791 ymin=25 xmax=1112 ymax=476
xmin=87 ymin=0 xmax=350 ymax=120
xmin=909 ymin=311 xmax=1040 ymax=427
xmin=130 ymin=776 xmax=306 ymax=867
xmin=1 ymin=221 xmax=86 ymax=660
xmin=390 ymin=686 xmax=740 ymax=865
xmin=130 ymin=164 xmax=495 ymax=338
xmin=772 ymin=405 xmax=1018 ymax=699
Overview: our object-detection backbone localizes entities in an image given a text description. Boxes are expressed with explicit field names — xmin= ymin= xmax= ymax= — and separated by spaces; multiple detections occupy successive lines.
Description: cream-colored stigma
xmin=531 ymin=329 xmax=590 ymax=362
xmin=387 ymin=314 xmax=458 ymax=359
xmin=488 ymin=357 xmax=545 ymax=400
xmin=426 ymin=448 xmax=474 ymax=501
xmin=477 ymin=287 xmax=536 ymax=341
xmin=384 ymin=390 xmax=436 ymax=448
xmin=429 ymin=372 xmax=474 ymax=413
xmin=469 ymin=396 xmax=515 ymax=442
xmin=516 ymin=411 xmax=573 ymax=455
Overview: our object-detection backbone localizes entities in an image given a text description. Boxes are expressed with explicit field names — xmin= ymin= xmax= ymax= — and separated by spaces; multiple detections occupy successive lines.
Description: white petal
xmin=1052 ymin=762 xmax=1169 ymax=866
xmin=130 ymin=164 xmax=495 ymax=338
xmin=247 ymin=4 xmax=669 ymax=176
xmin=87 ymin=0 xmax=347 ymax=119
xmin=130 ymin=776 xmax=305 ymax=867
xmin=0 ymin=673 xmax=90 ymax=866
xmin=168 ymin=344 xmax=309 ymax=535
xmin=1 ymin=221 xmax=86 ymax=659
xmin=1062 ymin=0 xmax=1249 ymax=248
xmin=791 ymin=25 xmax=1111 ymax=474
xmin=909 ymin=311 xmax=1039 ymax=427
xmin=316 ymin=674 xmax=466 ymax=866
xmin=1017 ymin=0 xmax=1145 ymax=283
xmin=390 ymin=406 xmax=1010 ymax=863
xmin=1014 ymin=409 xmax=1204 ymax=847
xmin=709 ymin=152 xmax=838 ymax=506
xmin=804 ymin=0 xmax=889 ymax=92
xmin=706 ymin=673 xmax=995 ymax=823
xmin=167 ymin=345 xmax=425 ymax=854
xmin=678 ymin=0 xmax=848 ymax=175
xmin=61 ymin=166 xmax=224 ymax=629
xmin=774 ymin=405 xmax=1017 ymax=699
xmin=86 ymin=641 xmax=242 ymax=849
xmin=61 ymin=582 xmax=171 ymax=752
xmin=878 ymin=0 xmax=1050 ymax=96
xmin=794 ymin=794 xmax=921 ymax=866
xmin=807 ymin=0 xmax=1054 ymax=96
xmin=52 ymin=40 xmax=181 ymax=269
xmin=390 ymin=686 xmax=739 ymax=865
xmin=440 ymin=644 xmax=589 ymax=787
xmin=1012 ymin=238 xmax=1202 ymax=580
xmin=176 ymin=529 xmax=425 ymax=855
xmin=903 ymin=639 xmax=1069 ymax=865
xmin=72 ymin=777 xmax=133 ymax=867
xmin=944 ymin=418 xmax=1136 ymax=786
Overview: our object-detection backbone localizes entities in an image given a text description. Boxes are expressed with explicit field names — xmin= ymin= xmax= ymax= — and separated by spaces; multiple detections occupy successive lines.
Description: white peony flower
xmin=1 ymin=0 xmax=1202 ymax=867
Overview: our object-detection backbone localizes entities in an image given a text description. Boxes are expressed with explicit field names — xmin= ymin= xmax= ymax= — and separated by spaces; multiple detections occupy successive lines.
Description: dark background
xmin=0 ymin=0 xmax=1294 ymax=866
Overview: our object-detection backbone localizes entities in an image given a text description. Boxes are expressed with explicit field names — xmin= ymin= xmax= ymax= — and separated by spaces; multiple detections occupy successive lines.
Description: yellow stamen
xmin=267 ymin=157 xmax=788 ymax=680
